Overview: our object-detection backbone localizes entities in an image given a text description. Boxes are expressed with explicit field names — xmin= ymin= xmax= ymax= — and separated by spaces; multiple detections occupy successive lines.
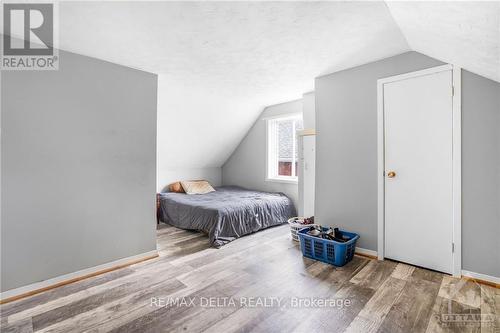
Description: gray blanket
xmin=158 ymin=186 xmax=296 ymax=247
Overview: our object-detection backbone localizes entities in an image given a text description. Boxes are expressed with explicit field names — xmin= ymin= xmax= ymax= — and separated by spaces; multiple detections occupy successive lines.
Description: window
xmin=266 ymin=114 xmax=303 ymax=183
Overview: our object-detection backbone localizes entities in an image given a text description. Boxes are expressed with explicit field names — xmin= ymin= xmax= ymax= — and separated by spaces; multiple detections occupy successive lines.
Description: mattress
xmin=158 ymin=186 xmax=296 ymax=247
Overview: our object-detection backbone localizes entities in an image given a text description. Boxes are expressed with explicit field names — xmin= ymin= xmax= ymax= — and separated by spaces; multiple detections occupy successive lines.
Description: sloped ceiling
xmin=386 ymin=1 xmax=500 ymax=83
xmin=55 ymin=1 xmax=410 ymax=169
xmin=8 ymin=2 xmax=498 ymax=170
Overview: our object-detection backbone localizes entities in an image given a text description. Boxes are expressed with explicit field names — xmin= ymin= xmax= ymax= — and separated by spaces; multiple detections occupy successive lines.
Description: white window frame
xmin=265 ymin=113 xmax=302 ymax=184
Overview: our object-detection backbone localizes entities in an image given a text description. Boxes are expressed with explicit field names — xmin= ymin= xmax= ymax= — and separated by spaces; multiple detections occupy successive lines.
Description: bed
xmin=157 ymin=186 xmax=296 ymax=247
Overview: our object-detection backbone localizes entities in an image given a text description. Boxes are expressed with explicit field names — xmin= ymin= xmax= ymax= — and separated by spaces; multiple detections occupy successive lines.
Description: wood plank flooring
xmin=1 ymin=224 xmax=498 ymax=333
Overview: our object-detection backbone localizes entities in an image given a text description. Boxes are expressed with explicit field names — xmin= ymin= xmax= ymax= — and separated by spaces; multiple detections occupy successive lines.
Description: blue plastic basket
xmin=298 ymin=227 xmax=359 ymax=266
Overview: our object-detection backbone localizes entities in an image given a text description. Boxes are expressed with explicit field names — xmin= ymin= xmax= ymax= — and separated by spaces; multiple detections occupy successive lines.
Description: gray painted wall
xmin=461 ymin=71 xmax=500 ymax=277
xmin=315 ymin=51 xmax=500 ymax=277
xmin=222 ymin=100 xmax=303 ymax=208
xmin=1 ymin=49 xmax=158 ymax=292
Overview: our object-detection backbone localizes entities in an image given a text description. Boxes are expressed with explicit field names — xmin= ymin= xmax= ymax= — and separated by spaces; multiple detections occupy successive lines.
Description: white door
xmin=383 ymin=69 xmax=453 ymax=274
xmin=299 ymin=135 xmax=315 ymax=217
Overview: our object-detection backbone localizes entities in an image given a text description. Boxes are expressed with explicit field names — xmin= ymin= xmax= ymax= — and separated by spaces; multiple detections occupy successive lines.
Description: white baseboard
xmin=355 ymin=247 xmax=378 ymax=258
xmin=0 ymin=250 xmax=158 ymax=302
xmin=462 ymin=270 xmax=500 ymax=285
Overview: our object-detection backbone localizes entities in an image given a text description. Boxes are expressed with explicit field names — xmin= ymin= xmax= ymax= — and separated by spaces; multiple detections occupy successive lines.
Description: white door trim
xmin=377 ymin=64 xmax=462 ymax=277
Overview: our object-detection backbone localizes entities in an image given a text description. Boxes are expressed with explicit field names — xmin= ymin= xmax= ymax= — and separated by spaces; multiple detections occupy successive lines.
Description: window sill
xmin=265 ymin=177 xmax=298 ymax=185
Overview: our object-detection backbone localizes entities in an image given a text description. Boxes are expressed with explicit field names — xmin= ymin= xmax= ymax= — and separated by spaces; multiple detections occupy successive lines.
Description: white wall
xmin=302 ymin=92 xmax=315 ymax=129
xmin=1 ymin=49 xmax=158 ymax=292
xmin=222 ymin=100 xmax=303 ymax=208
xmin=156 ymin=75 xmax=223 ymax=191
xmin=157 ymin=167 xmax=221 ymax=192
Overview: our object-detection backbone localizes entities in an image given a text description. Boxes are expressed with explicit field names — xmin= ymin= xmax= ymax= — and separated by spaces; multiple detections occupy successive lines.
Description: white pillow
xmin=180 ymin=180 xmax=216 ymax=195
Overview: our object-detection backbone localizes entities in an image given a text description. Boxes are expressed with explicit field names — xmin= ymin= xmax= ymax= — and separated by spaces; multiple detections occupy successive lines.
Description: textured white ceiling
xmin=386 ymin=1 xmax=500 ymax=83
xmin=11 ymin=2 xmax=498 ymax=169
xmin=56 ymin=1 xmax=409 ymax=168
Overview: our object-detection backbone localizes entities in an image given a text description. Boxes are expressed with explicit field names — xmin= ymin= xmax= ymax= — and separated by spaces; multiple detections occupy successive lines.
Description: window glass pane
xmin=278 ymin=119 xmax=293 ymax=176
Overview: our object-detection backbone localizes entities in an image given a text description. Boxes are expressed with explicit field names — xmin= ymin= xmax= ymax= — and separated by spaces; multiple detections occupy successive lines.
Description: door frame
xmin=376 ymin=64 xmax=462 ymax=276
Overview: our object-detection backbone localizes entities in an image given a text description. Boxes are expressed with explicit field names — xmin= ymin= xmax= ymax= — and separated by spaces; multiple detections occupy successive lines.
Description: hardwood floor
xmin=1 ymin=224 xmax=498 ymax=333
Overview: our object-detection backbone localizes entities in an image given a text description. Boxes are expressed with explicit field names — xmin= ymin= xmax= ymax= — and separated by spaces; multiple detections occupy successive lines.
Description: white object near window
xmin=266 ymin=114 xmax=303 ymax=183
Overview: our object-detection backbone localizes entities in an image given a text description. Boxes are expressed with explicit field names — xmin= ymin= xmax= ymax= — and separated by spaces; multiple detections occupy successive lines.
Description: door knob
xmin=387 ymin=171 xmax=396 ymax=178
